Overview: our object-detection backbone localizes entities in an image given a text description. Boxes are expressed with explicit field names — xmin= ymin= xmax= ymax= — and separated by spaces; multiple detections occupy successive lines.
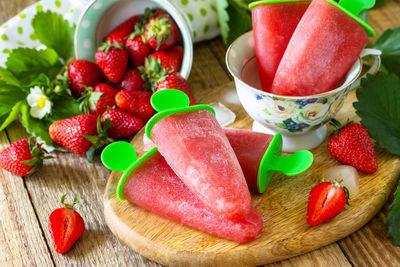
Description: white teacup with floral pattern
xmin=226 ymin=31 xmax=381 ymax=152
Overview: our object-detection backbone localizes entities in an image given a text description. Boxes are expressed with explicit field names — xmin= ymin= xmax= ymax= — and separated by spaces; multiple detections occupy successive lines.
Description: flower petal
xmin=30 ymin=106 xmax=46 ymax=119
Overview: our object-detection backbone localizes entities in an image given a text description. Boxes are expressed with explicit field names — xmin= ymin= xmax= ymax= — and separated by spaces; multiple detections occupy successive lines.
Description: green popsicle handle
xmin=257 ymin=133 xmax=314 ymax=193
xmin=151 ymin=89 xmax=190 ymax=112
xmin=101 ymin=141 xmax=137 ymax=172
xmin=339 ymin=0 xmax=375 ymax=16
xmin=146 ymin=90 xmax=215 ymax=140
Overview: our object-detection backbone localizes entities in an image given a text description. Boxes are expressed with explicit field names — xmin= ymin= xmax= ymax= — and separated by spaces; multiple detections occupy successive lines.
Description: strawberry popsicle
xmin=270 ymin=0 xmax=369 ymax=96
xmin=144 ymin=128 xmax=273 ymax=192
xmin=121 ymin=149 xmax=263 ymax=243
xmin=250 ymin=0 xmax=310 ymax=92
xmin=150 ymin=109 xmax=252 ymax=220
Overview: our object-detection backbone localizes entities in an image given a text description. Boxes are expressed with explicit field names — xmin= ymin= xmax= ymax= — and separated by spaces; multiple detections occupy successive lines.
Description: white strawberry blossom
xmin=27 ymin=86 xmax=52 ymax=119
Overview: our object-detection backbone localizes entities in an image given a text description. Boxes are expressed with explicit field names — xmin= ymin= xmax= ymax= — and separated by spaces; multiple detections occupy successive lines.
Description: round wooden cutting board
xmin=104 ymin=82 xmax=400 ymax=266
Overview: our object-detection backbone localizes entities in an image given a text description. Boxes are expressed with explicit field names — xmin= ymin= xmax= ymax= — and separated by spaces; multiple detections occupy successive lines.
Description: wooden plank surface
xmin=0 ymin=0 xmax=399 ymax=266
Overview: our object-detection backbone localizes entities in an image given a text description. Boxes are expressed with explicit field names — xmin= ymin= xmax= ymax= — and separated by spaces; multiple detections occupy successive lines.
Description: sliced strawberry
xmin=307 ymin=181 xmax=349 ymax=226
xmin=48 ymin=195 xmax=85 ymax=254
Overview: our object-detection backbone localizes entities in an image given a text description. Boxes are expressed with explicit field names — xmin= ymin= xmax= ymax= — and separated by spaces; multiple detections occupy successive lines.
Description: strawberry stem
xmin=60 ymin=194 xmax=79 ymax=210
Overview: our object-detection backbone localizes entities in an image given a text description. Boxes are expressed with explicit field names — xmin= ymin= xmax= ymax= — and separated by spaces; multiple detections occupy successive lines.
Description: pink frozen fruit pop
xmin=251 ymin=0 xmax=310 ymax=92
xmin=144 ymin=128 xmax=273 ymax=192
xmin=270 ymin=0 xmax=369 ymax=96
xmin=150 ymin=109 xmax=252 ymax=220
xmin=224 ymin=128 xmax=273 ymax=192
xmin=122 ymin=150 xmax=263 ymax=243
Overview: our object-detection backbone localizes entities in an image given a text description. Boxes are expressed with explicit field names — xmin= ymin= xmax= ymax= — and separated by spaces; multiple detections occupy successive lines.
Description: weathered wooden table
xmin=1 ymin=0 xmax=400 ymax=266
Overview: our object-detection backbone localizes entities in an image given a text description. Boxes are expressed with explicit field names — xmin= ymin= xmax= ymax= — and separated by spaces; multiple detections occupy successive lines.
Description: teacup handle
xmin=349 ymin=48 xmax=382 ymax=91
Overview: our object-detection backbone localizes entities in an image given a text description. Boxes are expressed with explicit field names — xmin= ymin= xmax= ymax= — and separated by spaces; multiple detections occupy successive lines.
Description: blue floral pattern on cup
xmin=242 ymin=87 xmax=350 ymax=134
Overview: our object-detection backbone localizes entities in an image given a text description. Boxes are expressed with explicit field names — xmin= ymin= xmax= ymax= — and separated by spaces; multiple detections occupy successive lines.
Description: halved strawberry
xmin=48 ymin=195 xmax=85 ymax=254
xmin=307 ymin=180 xmax=349 ymax=226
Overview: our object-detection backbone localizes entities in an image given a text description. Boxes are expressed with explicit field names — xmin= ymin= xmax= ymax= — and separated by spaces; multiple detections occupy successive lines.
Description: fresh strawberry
xmin=144 ymin=12 xmax=180 ymax=50
xmin=49 ymin=114 xmax=109 ymax=160
xmin=115 ymin=69 xmax=145 ymax=91
xmin=307 ymin=180 xmax=349 ymax=226
xmin=102 ymin=108 xmax=144 ymax=139
xmin=79 ymin=83 xmax=118 ymax=117
xmin=156 ymin=73 xmax=195 ymax=105
xmin=95 ymin=41 xmax=129 ymax=83
xmin=151 ymin=45 xmax=183 ymax=72
xmin=104 ymin=15 xmax=140 ymax=44
xmin=48 ymin=195 xmax=85 ymax=254
xmin=139 ymin=57 xmax=195 ymax=105
xmin=0 ymin=138 xmax=49 ymax=176
xmin=327 ymin=120 xmax=377 ymax=173
xmin=115 ymin=90 xmax=154 ymax=122
xmin=68 ymin=60 xmax=105 ymax=96
xmin=125 ymin=34 xmax=153 ymax=67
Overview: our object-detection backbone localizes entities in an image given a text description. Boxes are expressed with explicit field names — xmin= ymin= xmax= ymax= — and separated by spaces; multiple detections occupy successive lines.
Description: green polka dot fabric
xmin=170 ymin=0 xmax=219 ymax=41
xmin=0 ymin=0 xmax=220 ymax=66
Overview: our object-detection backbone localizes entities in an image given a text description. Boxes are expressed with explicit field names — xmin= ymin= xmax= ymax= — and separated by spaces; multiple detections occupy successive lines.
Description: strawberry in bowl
xmin=75 ymin=0 xmax=192 ymax=80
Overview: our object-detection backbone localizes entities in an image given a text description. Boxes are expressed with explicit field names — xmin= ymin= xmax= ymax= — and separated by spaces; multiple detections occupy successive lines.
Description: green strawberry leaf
xmin=216 ymin=0 xmax=252 ymax=46
xmin=0 ymin=84 xmax=28 ymax=119
xmin=372 ymin=27 xmax=400 ymax=76
xmin=386 ymin=180 xmax=400 ymax=246
xmin=0 ymin=100 xmax=24 ymax=131
xmin=0 ymin=67 xmax=21 ymax=87
xmin=5 ymin=48 xmax=62 ymax=86
xmin=50 ymin=94 xmax=81 ymax=121
xmin=32 ymin=10 xmax=75 ymax=61
xmin=353 ymin=73 xmax=400 ymax=155
xmin=28 ymin=73 xmax=51 ymax=88
xmin=20 ymin=103 xmax=54 ymax=145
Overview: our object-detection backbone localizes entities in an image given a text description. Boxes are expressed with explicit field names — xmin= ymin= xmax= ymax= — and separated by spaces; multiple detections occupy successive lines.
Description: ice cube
xmin=208 ymin=102 xmax=236 ymax=127
xmin=322 ymin=165 xmax=359 ymax=194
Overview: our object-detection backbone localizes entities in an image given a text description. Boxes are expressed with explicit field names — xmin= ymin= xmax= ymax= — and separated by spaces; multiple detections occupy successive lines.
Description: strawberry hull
xmin=270 ymin=0 xmax=368 ymax=96
xmin=150 ymin=110 xmax=252 ymax=220
xmin=252 ymin=1 xmax=310 ymax=92
xmin=122 ymin=150 xmax=263 ymax=243
xmin=144 ymin=128 xmax=273 ymax=192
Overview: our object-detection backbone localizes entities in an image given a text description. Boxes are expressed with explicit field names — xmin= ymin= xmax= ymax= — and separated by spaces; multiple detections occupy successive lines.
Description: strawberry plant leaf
xmin=32 ymin=11 xmax=75 ymax=61
xmin=20 ymin=103 xmax=54 ymax=145
xmin=353 ymin=73 xmax=400 ymax=155
xmin=0 ymin=85 xmax=27 ymax=118
xmin=216 ymin=0 xmax=252 ymax=46
xmin=0 ymin=67 xmax=21 ymax=87
xmin=5 ymin=48 xmax=62 ymax=86
xmin=50 ymin=95 xmax=81 ymax=121
xmin=372 ymin=27 xmax=400 ymax=76
xmin=386 ymin=180 xmax=400 ymax=246
xmin=0 ymin=101 xmax=24 ymax=132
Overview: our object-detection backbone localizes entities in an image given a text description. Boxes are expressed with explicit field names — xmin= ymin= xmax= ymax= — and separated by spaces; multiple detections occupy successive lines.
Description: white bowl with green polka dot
xmin=75 ymin=0 xmax=193 ymax=79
